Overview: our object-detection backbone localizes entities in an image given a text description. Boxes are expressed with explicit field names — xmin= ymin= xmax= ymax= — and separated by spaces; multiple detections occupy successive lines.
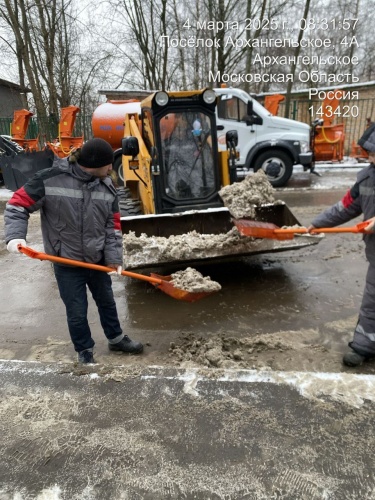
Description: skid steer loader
xmin=119 ymin=89 xmax=320 ymax=269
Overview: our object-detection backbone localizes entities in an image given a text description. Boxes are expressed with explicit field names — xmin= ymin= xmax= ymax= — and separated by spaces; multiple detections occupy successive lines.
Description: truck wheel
xmin=119 ymin=199 xmax=142 ymax=217
xmin=253 ymin=149 xmax=293 ymax=187
xmin=113 ymin=156 xmax=124 ymax=186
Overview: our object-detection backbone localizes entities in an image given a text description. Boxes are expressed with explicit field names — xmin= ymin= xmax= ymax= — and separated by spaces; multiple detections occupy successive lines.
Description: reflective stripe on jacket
xmin=311 ymin=164 xmax=375 ymax=265
xmin=4 ymin=158 xmax=123 ymax=265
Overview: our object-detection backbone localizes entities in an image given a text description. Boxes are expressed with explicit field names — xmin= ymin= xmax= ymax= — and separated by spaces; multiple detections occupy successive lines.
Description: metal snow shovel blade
xmin=232 ymin=219 xmax=371 ymax=240
xmin=232 ymin=219 xmax=308 ymax=240
xmin=18 ymin=246 xmax=216 ymax=302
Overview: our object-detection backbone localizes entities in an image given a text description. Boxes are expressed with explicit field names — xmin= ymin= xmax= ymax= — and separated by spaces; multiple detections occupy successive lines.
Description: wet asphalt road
xmin=1 ymin=360 xmax=375 ymax=500
xmin=1 ymin=165 xmax=375 ymax=499
xmin=0 ymin=166 xmax=366 ymax=367
xmin=114 ymin=167 xmax=369 ymax=368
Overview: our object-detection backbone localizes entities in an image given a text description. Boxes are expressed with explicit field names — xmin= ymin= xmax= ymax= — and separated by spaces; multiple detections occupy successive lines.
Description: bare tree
xmin=0 ymin=0 xmax=113 ymax=124
xmin=106 ymin=0 xmax=172 ymax=90
xmin=283 ymin=0 xmax=311 ymax=118
xmin=1 ymin=0 xmax=72 ymax=119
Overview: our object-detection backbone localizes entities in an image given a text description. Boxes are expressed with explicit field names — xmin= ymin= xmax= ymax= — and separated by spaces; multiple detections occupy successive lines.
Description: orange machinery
xmin=91 ymin=100 xmax=141 ymax=148
xmin=264 ymin=94 xmax=285 ymax=116
xmin=45 ymin=105 xmax=84 ymax=157
xmin=313 ymin=92 xmax=345 ymax=162
xmin=11 ymin=109 xmax=39 ymax=151
xmin=11 ymin=106 xmax=84 ymax=158
xmin=263 ymin=91 xmax=345 ymax=162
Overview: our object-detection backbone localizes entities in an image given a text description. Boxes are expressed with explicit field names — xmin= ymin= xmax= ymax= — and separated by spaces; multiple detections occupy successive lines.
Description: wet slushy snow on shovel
xmin=170 ymin=267 xmax=221 ymax=293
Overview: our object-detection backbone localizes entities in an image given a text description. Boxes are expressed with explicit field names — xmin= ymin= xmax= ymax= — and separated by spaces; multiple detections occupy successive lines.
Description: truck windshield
xmin=159 ymin=111 xmax=216 ymax=200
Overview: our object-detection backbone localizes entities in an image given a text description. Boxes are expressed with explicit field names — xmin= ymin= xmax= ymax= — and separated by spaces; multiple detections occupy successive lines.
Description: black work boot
xmin=109 ymin=335 xmax=143 ymax=354
xmin=342 ymin=350 xmax=366 ymax=367
xmin=78 ymin=349 xmax=95 ymax=364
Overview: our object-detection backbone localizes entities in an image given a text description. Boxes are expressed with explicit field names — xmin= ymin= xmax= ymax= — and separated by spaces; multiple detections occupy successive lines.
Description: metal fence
xmin=0 ymin=118 xmax=11 ymax=136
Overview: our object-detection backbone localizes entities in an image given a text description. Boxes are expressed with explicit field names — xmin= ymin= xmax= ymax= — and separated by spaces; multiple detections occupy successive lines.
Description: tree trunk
xmin=284 ymin=0 xmax=311 ymax=118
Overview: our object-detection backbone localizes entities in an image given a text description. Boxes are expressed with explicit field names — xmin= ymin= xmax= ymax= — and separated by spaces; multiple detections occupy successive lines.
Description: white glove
xmin=108 ymin=265 xmax=123 ymax=275
xmin=365 ymin=217 xmax=375 ymax=233
xmin=7 ymin=239 xmax=27 ymax=254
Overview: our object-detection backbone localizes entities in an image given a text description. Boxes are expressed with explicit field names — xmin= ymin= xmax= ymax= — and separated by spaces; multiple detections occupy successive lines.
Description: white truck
xmin=93 ymin=87 xmax=314 ymax=188
xmin=214 ymin=87 xmax=313 ymax=187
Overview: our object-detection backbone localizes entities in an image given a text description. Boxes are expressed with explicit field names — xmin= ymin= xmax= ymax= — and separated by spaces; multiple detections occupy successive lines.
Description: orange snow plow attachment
xmin=17 ymin=245 xmax=216 ymax=302
xmin=233 ymin=219 xmax=372 ymax=240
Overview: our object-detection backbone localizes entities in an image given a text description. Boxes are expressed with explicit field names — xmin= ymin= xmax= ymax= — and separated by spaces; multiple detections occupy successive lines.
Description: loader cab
xmin=141 ymin=90 xmax=223 ymax=214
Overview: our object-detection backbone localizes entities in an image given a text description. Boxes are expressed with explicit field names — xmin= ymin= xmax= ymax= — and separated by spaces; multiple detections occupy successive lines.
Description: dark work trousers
xmin=54 ymin=264 xmax=124 ymax=352
xmin=351 ymin=262 xmax=375 ymax=357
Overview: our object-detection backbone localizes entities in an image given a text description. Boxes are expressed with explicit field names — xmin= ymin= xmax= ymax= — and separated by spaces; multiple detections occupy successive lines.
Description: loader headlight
xmin=300 ymin=140 xmax=309 ymax=153
xmin=202 ymin=89 xmax=216 ymax=104
xmin=155 ymin=91 xmax=169 ymax=107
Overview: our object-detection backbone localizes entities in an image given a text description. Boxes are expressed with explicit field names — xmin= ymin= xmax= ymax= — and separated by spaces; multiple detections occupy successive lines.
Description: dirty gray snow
xmin=170 ymin=267 xmax=221 ymax=293
xmin=123 ymin=227 xmax=312 ymax=268
xmin=218 ymin=169 xmax=276 ymax=219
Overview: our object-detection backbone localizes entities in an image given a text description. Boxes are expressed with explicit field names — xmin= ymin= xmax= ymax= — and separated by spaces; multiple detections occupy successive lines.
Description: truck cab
xmin=214 ymin=87 xmax=313 ymax=187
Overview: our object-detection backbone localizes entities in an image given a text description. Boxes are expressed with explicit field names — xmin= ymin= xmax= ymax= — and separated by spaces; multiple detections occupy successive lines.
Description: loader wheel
xmin=116 ymin=186 xmax=132 ymax=201
xmin=113 ymin=156 xmax=124 ymax=186
xmin=253 ymin=149 xmax=293 ymax=187
xmin=119 ymin=198 xmax=142 ymax=217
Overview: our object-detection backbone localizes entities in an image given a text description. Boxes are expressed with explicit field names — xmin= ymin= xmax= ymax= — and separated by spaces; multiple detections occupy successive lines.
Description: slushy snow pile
xmin=218 ymin=170 xmax=276 ymax=219
xmin=123 ymin=170 xmax=282 ymax=267
xmin=170 ymin=267 xmax=222 ymax=293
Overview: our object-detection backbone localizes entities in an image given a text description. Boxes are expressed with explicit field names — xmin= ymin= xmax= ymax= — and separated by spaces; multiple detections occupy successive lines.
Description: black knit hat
xmin=78 ymin=138 xmax=114 ymax=168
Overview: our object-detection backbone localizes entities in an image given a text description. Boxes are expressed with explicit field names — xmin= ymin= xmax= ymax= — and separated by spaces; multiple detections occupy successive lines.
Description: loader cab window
xmin=218 ymin=96 xmax=248 ymax=122
xmin=160 ymin=111 xmax=216 ymax=200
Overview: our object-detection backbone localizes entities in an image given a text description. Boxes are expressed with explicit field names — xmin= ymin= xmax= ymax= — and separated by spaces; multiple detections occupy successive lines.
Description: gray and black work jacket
xmin=312 ymin=164 xmax=375 ymax=265
xmin=4 ymin=158 xmax=123 ymax=265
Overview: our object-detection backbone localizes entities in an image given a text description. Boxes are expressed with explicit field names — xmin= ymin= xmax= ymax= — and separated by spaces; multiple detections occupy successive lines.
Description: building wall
xmin=0 ymin=86 xmax=25 ymax=118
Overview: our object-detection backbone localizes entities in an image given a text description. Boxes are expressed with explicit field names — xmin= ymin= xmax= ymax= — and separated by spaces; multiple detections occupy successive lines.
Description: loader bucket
xmin=121 ymin=204 xmax=321 ymax=269
xmin=0 ymin=149 xmax=55 ymax=191
xmin=121 ymin=205 xmax=308 ymax=238
xmin=253 ymin=203 xmax=304 ymax=227
xmin=121 ymin=207 xmax=234 ymax=237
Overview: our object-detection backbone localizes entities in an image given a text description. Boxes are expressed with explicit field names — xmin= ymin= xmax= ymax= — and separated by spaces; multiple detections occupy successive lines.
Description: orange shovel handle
xmin=17 ymin=245 xmax=163 ymax=285
xmin=274 ymin=221 xmax=371 ymax=235
xmin=310 ymin=221 xmax=371 ymax=234
xmin=312 ymin=227 xmax=362 ymax=234
xmin=274 ymin=228 xmax=308 ymax=235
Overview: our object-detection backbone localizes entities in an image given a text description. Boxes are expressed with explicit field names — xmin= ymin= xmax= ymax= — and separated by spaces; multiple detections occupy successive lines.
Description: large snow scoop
xmin=232 ymin=219 xmax=371 ymax=240
xmin=17 ymin=245 xmax=217 ymax=302
xmin=0 ymin=149 xmax=55 ymax=191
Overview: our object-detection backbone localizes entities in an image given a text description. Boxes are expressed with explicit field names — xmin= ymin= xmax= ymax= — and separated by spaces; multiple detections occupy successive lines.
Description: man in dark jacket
xmin=4 ymin=138 xmax=143 ymax=364
xmin=308 ymin=127 xmax=375 ymax=367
